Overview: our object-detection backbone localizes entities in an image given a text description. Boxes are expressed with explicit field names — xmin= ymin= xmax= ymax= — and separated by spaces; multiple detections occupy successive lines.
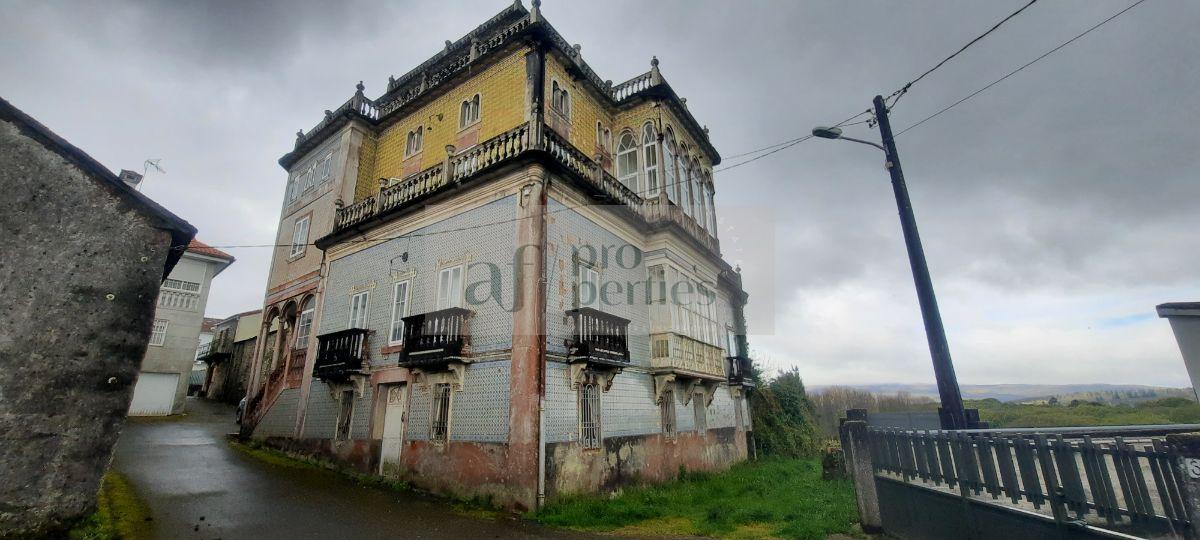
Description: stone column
xmin=839 ymin=413 xmax=881 ymax=533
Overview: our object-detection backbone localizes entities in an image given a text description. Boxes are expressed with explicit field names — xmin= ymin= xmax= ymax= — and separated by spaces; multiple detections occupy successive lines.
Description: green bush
xmin=749 ymin=367 xmax=822 ymax=458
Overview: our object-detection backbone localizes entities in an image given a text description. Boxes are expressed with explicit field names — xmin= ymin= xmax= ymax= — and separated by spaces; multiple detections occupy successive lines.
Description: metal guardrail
xmin=868 ymin=428 xmax=1192 ymax=536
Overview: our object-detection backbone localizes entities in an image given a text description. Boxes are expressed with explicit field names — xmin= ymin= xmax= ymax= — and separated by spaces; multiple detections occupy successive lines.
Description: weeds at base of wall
xmin=531 ymin=458 xmax=862 ymax=540
xmin=67 ymin=472 xmax=153 ymax=540
xmin=227 ymin=439 xmax=503 ymax=519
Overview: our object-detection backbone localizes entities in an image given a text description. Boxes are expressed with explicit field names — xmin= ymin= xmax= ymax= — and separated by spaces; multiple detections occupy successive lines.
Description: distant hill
xmin=810 ymin=383 xmax=1195 ymax=404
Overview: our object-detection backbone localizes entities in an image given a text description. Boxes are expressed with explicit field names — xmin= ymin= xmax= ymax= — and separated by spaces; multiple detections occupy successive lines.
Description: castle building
xmin=243 ymin=0 xmax=755 ymax=510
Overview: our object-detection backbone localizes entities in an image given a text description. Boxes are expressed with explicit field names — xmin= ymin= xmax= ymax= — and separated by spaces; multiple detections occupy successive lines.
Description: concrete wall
xmin=0 ymin=115 xmax=177 ymax=534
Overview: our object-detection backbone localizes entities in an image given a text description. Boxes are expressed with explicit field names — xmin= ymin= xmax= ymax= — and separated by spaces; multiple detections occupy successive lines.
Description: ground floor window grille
xmin=336 ymin=390 xmax=354 ymax=441
xmin=660 ymin=388 xmax=676 ymax=437
xmin=693 ymin=393 xmax=707 ymax=433
xmin=430 ymin=383 xmax=451 ymax=442
xmin=579 ymin=382 xmax=602 ymax=448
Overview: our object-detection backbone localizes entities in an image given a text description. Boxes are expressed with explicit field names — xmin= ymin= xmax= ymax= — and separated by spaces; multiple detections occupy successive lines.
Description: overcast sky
xmin=3 ymin=0 xmax=1197 ymax=387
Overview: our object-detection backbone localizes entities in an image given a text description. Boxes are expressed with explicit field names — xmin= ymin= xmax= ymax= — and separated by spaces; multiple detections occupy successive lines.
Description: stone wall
xmin=0 ymin=105 xmax=188 ymax=534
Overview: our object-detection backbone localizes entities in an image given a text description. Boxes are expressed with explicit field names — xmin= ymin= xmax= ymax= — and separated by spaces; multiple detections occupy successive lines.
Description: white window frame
xmin=290 ymin=215 xmax=310 ymax=257
xmin=642 ymin=123 xmax=658 ymax=195
xmin=388 ymin=280 xmax=411 ymax=345
xmin=616 ymin=130 xmax=639 ymax=192
xmin=149 ymin=318 xmax=169 ymax=346
xmin=294 ymin=298 xmax=315 ymax=349
xmin=348 ymin=291 xmax=370 ymax=329
xmin=405 ymin=127 xmax=423 ymax=158
xmin=436 ymin=265 xmax=465 ymax=310
xmin=576 ymin=264 xmax=600 ymax=309
xmin=162 ymin=278 xmax=201 ymax=293
xmin=459 ymin=94 xmax=481 ymax=129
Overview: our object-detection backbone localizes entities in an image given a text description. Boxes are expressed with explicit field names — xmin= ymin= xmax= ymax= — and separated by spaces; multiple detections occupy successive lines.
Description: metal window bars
xmin=430 ymin=383 xmax=451 ymax=443
xmin=580 ymin=382 xmax=601 ymax=449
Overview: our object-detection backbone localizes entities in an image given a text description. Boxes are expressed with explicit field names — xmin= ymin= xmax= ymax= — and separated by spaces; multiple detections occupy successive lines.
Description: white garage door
xmin=128 ymin=372 xmax=179 ymax=416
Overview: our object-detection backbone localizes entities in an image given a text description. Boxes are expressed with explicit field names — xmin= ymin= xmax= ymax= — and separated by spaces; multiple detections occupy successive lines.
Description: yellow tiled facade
xmin=354 ymin=48 xmax=531 ymax=200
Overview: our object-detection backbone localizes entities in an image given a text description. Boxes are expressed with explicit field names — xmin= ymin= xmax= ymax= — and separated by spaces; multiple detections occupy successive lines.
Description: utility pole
xmin=872 ymin=94 xmax=968 ymax=430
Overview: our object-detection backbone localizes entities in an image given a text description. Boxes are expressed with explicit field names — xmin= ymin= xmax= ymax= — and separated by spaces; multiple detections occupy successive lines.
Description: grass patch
xmin=532 ymin=459 xmax=859 ymax=539
xmin=69 ymin=472 xmax=153 ymax=540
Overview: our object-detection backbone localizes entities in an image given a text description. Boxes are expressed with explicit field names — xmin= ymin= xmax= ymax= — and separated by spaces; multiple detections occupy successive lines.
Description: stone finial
xmin=445 ymin=144 xmax=457 ymax=156
xmin=735 ymin=265 xmax=741 ymax=273
xmin=605 ymin=79 xmax=612 ymax=88
xmin=356 ymin=80 xmax=365 ymax=94
xmin=649 ymin=56 xmax=663 ymax=85
xmin=530 ymin=0 xmax=541 ymax=22
xmin=703 ymin=125 xmax=710 ymax=137
xmin=324 ymin=110 xmax=334 ymax=119
xmin=573 ymin=44 xmax=581 ymax=57
xmin=379 ymin=177 xmax=388 ymax=190
xmin=296 ymin=129 xmax=304 ymax=140
xmin=445 ymin=40 xmax=453 ymax=51
xmin=335 ymin=198 xmax=344 ymax=210
xmin=388 ymin=75 xmax=396 ymax=88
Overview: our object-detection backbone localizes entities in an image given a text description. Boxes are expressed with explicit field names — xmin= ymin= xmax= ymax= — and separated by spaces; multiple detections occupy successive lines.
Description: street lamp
xmin=813 ymin=95 xmax=973 ymax=430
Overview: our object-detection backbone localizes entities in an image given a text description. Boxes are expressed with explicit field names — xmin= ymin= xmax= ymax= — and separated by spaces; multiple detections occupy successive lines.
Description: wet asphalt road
xmin=112 ymin=397 xmax=588 ymax=539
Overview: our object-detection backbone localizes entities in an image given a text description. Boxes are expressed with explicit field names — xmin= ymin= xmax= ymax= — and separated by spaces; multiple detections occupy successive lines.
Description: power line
xmin=895 ymin=0 xmax=1149 ymax=137
xmin=888 ymin=0 xmax=1040 ymax=108
xmin=713 ymin=108 xmax=872 ymax=172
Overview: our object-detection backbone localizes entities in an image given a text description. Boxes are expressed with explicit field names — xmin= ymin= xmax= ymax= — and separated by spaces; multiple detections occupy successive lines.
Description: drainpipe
xmin=535 ymin=175 xmax=549 ymax=509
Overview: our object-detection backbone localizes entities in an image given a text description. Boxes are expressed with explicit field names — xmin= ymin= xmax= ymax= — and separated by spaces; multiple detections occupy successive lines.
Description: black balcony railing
xmin=398 ymin=307 xmax=473 ymax=367
xmin=726 ymin=355 xmax=754 ymax=387
xmin=566 ymin=308 xmax=630 ymax=367
xmin=313 ymin=328 xmax=370 ymax=380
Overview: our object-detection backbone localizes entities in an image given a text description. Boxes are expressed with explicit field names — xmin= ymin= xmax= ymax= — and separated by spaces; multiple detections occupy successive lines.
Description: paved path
xmin=112 ymin=397 xmax=588 ymax=539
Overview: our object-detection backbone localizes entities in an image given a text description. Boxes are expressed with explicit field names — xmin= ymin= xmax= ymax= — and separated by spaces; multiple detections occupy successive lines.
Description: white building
xmin=128 ymin=240 xmax=234 ymax=415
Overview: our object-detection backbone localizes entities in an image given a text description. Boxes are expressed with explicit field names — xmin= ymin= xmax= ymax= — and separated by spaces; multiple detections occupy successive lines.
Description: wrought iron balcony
xmin=566 ymin=308 xmax=631 ymax=368
xmin=313 ymin=328 xmax=370 ymax=381
xmin=726 ymin=355 xmax=755 ymax=387
xmin=650 ymin=332 xmax=725 ymax=380
xmin=397 ymin=307 xmax=473 ymax=368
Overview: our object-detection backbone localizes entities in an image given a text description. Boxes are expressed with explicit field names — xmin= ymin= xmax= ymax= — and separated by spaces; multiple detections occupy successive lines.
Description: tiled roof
xmin=186 ymin=239 xmax=235 ymax=262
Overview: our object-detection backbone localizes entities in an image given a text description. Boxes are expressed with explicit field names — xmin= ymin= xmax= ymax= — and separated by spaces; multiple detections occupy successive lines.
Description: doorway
xmin=379 ymin=384 xmax=408 ymax=476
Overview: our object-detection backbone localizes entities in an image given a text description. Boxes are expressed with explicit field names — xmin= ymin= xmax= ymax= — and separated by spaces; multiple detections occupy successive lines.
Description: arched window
xmin=642 ymin=123 xmax=658 ymax=195
xmin=664 ymin=128 xmax=678 ymax=204
xmin=294 ymin=297 xmax=316 ymax=349
xmin=706 ymin=177 xmax=717 ymax=232
xmin=551 ymin=81 xmax=570 ymax=118
xmin=616 ymin=131 xmax=639 ymax=191
xmin=405 ymin=127 xmax=423 ymax=157
xmin=682 ymin=159 xmax=694 ymax=218
xmin=697 ymin=170 xmax=709 ymax=231
xmin=596 ymin=123 xmax=611 ymax=153
xmin=459 ymin=94 xmax=480 ymax=128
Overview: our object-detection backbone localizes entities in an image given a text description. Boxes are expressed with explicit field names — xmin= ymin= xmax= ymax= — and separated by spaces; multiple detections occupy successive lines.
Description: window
xmin=726 ymin=325 xmax=738 ymax=356
xmin=682 ymin=162 xmax=695 ymax=217
xmin=295 ymin=297 xmax=315 ymax=349
xmin=577 ymin=265 xmax=600 ymax=309
xmin=162 ymin=279 xmax=201 ymax=293
xmin=664 ymin=129 xmax=678 ymax=203
xmin=405 ymin=127 xmax=423 ymax=157
xmin=642 ymin=123 xmax=658 ymax=194
xmin=706 ymin=181 xmax=717 ymax=232
xmin=617 ymin=131 xmax=638 ymax=191
xmin=579 ymin=382 xmax=601 ymax=449
xmin=348 ymin=291 xmax=370 ymax=329
xmin=388 ymin=280 xmax=410 ymax=345
xmin=595 ymin=123 xmax=611 ymax=154
xmin=149 ymin=319 xmax=168 ymax=346
xmin=697 ymin=179 xmax=709 ymax=231
xmin=459 ymin=94 xmax=480 ymax=128
xmin=290 ymin=216 xmax=310 ymax=257
xmin=693 ymin=393 xmax=707 ymax=432
xmin=551 ymin=80 xmax=570 ymax=118
xmin=430 ymin=383 xmax=452 ymax=442
xmin=660 ymin=388 xmax=676 ymax=437
xmin=336 ymin=390 xmax=354 ymax=441
xmin=285 ymin=152 xmax=334 ymax=203
xmin=436 ymin=265 xmax=465 ymax=310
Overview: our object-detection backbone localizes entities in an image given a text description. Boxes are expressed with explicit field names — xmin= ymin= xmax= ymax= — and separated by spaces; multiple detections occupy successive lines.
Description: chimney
xmin=118 ymin=169 xmax=143 ymax=189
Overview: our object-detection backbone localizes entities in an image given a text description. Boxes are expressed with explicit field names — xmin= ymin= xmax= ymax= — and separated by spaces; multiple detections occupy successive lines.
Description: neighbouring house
xmin=1157 ymin=302 xmax=1200 ymax=401
xmin=195 ymin=316 xmax=222 ymax=359
xmin=200 ymin=309 xmax=263 ymax=404
xmin=0 ymin=97 xmax=195 ymax=535
xmin=128 ymin=240 xmax=234 ymax=415
xmin=241 ymin=0 xmax=755 ymax=511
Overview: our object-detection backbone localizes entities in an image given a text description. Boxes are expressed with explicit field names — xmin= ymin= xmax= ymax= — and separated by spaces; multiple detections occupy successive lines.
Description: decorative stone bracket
xmin=413 ymin=362 xmax=466 ymax=391
xmin=324 ymin=372 xmax=368 ymax=400
xmin=653 ymin=373 xmax=676 ymax=404
xmin=679 ymin=378 xmax=718 ymax=406
xmin=568 ymin=362 xmax=619 ymax=392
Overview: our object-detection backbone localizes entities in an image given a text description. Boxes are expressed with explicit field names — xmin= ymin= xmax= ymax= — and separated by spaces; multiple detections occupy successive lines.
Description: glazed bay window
xmin=388 ymin=280 xmax=410 ymax=345
xmin=436 ymin=265 xmax=464 ymax=310
xmin=294 ymin=297 xmax=315 ymax=349
xmin=430 ymin=383 xmax=452 ymax=442
xmin=348 ymin=291 xmax=370 ymax=329
xmin=579 ymin=382 xmax=601 ymax=449
xmin=642 ymin=123 xmax=658 ymax=194
xmin=149 ymin=319 xmax=168 ymax=346
xmin=290 ymin=215 xmax=310 ymax=257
